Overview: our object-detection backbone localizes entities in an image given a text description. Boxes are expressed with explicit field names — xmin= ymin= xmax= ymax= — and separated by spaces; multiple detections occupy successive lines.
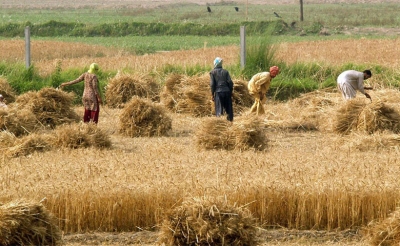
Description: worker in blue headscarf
xmin=209 ymin=57 xmax=234 ymax=121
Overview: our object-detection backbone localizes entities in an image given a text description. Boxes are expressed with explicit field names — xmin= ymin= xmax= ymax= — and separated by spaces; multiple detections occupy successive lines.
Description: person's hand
xmin=211 ymin=95 xmax=214 ymax=101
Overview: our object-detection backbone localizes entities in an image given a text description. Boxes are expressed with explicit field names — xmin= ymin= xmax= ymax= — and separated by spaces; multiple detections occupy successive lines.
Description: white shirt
xmin=337 ymin=70 xmax=365 ymax=95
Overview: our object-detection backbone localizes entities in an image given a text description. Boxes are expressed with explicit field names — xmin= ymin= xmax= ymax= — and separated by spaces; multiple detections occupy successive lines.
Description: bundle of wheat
xmin=159 ymin=197 xmax=257 ymax=246
xmin=0 ymin=200 xmax=61 ymax=245
xmin=105 ymin=73 xmax=160 ymax=108
xmin=363 ymin=207 xmax=400 ymax=246
xmin=160 ymin=73 xmax=184 ymax=110
xmin=195 ymin=116 xmax=267 ymax=151
xmin=6 ymin=133 xmax=52 ymax=157
xmin=336 ymin=132 xmax=400 ymax=152
xmin=12 ymin=87 xmax=80 ymax=129
xmin=291 ymin=89 xmax=337 ymax=110
xmin=0 ymin=77 xmax=17 ymax=104
xmin=161 ymin=74 xmax=252 ymax=117
xmin=0 ymin=130 xmax=16 ymax=148
xmin=51 ymin=122 xmax=111 ymax=149
xmin=119 ymin=96 xmax=172 ymax=137
xmin=334 ymin=99 xmax=400 ymax=134
xmin=0 ymin=108 xmax=39 ymax=136
xmin=175 ymin=76 xmax=212 ymax=117
xmin=232 ymin=79 xmax=254 ymax=113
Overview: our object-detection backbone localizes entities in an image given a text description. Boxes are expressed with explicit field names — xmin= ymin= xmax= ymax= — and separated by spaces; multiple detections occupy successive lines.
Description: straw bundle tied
xmin=160 ymin=73 xmax=184 ymax=110
xmin=195 ymin=116 xmax=267 ymax=151
xmin=161 ymin=74 xmax=252 ymax=117
xmin=336 ymin=132 xmax=400 ymax=152
xmin=0 ymin=130 xmax=16 ymax=148
xmin=0 ymin=108 xmax=38 ymax=137
xmin=6 ymin=133 xmax=52 ymax=157
xmin=51 ymin=122 xmax=112 ymax=149
xmin=159 ymin=197 xmax=257 ymax=246
xmin=161 ymin=74 xmax=212 ymax=117
xmin=119 ymin=96 xmax=172 ymax=137
xmin=232 ymin=79 xmax=253 ymax=113
xmin=0 ymin=200 xmax=61 ymax=245
xmin=334 ymin=98 xmax=400 ymax=134
xmin=0 ymin=77 xmax=17 ymax=104
xmin=291 ymin=89 xmax=337 ymax=110
xmin=105 ymin=73 xmax=160 ymax=108
xmin=363 ymin=207 xmax=400 ymax=246
xmin=8 ymin=87 xmax=80 ymax=131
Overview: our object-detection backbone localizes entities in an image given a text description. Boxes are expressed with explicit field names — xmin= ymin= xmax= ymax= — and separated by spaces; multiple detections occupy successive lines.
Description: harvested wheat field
xmin=3 ymin=34 xmax=400 ymax=245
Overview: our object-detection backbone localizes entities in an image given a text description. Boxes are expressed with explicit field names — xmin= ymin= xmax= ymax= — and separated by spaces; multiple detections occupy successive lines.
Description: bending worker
xmin=337 ymin=69 xmax=373 ymax=100
xmin=248 ymin=66 xmax=280 ymax=115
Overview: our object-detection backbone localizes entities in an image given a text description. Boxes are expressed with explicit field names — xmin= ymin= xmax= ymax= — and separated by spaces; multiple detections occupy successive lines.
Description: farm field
xmin=2 ymin=1 xmax=400 ymax=246
xmin=2 ymin=38 xmax=400 ymax=245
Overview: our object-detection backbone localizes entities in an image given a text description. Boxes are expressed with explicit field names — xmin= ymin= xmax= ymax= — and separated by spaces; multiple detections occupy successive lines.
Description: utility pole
xmin=246 ymin=0 xmax=248 ymax=21
xmin=300 ymin=0 xmax=304 ymax=21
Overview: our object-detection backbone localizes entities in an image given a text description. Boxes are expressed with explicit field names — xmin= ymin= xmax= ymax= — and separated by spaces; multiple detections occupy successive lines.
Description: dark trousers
xmin=214 ymin=91 xmax=233 ymax=121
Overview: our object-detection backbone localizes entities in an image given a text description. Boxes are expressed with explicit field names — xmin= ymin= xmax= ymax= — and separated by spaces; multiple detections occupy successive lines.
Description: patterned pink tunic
xmin=64 ymin=72 xmax=100 ymax=111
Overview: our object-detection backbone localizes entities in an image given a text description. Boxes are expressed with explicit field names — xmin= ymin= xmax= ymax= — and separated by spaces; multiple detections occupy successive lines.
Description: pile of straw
xmin=336 ymin=133 xmax=400 ymax=152
xmin=22 ymin=87 xmax=80 ymax=128
xmin=232 ymin=79 xmax=254 ymax=113
xmin=195 ymin=116 xmax=267 ymax=151
xmin=161 ymin=74 xmax=252 ymax=117
xmin=0 ymin=200 xmax=61 ymax=245
xmin=6 ymin=133 xmax=52 ymax=157
xmin=159 ymin=197 xmax=257 ymax=246
xmin=119 ymin=96 xmax=172 ymax=137
xmin=51 ymin=122 xmax=112 ymax=149
xmin=0 ymin=76 xmax=17 ymax=104
xmin=0 ymin=108 xmax=39 ymax=136
xmin=161 ymin=73 xmax=212 ymax=117
xmin=0 ymin=130 xmax=16 ymax=148
xmin=291 ymin=89 xmax=336 ymax=110
xmin=105 ymin=73 xmax=160 ymax=108
xmin=363 ymin=207 xmax=400 ymax=246
xmin=334 ymin=99 xmax=400 ymax=134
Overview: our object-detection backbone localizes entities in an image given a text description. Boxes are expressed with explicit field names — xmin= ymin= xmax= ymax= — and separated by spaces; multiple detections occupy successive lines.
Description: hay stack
xmin=51 ymin=122 xmax=112 ymax=149
xmin=0 ymin=200 xmax=61 ymax=245
xmin=334 ymin=99 xmax=400 ymax=134
xmin=165 ymin=74 xmax=212 ymax=117
xmin=6 ymin=133 xmax=52 ymax=157
xmin=195 ymin=116 xmax=267 ymax=151
xmin=0 ymin=130 xmax=16 ymax=148
xmin=0 ymin=77 xmax=17 ymax=104
xmin=119 ymin=96 xmax=172 ymax=137
xmin=105 ymin=73 xmax=160 ymax=108
xmin=12 ymin=87 xmax=80 ymax=129
xmin=0 ymin=108 xmax=39 ymax=136
xmin=232 ymin=79 xmax=254 ymax=113
xmin=337 ymin=133 xmax=400 ymax=152
xmin=364 ymin=207 xmax=400 ymax=246
xmin=159 ymin=197 xmax=257 ymax=246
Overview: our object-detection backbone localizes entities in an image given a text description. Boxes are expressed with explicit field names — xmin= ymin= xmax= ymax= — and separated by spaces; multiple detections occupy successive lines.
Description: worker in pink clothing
xmin=337 ymin=70 xmax=373 ymax=100
xmin=61 ymin=63 xmax=103 ymax=124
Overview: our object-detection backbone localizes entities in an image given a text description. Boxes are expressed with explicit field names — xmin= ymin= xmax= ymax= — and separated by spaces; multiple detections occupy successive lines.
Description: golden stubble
xmin=2 ymin=38 xmax=400 ymax=76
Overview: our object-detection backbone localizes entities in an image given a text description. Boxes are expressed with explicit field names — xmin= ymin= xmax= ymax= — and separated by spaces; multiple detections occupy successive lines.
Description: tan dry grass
xmin=105 ymin=72 xmax=160 ymax=108
xmin=159 ymin=196 xmax=257 ymax=246
xmin=3 ymin=39 xmax=400 ymax=76
xmin=0 ymin=200 xmax=61 ymax=245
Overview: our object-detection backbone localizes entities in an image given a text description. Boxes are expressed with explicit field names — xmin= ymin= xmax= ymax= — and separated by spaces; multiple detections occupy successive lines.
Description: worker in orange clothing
xmin=247 ymin=66 xmax=280 ymax=115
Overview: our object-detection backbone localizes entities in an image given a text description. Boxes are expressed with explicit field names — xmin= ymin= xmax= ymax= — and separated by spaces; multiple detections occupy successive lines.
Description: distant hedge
xmin=0 ymin=20 xmax=288 ymax=37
